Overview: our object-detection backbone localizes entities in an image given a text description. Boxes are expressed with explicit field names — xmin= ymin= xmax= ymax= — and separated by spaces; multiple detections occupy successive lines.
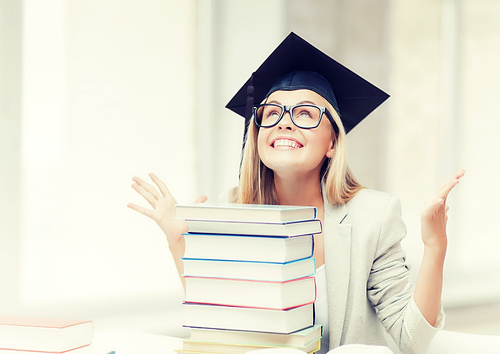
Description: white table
xmin=85 ymin=328 xmax=500 ymax=354
xmin=75 ymin=330 xmax=183 ymax=354
xmin=0 ymin=330 xmax=184 ymax=354
xmin=3 ymin=328 xmax=500 ymax=354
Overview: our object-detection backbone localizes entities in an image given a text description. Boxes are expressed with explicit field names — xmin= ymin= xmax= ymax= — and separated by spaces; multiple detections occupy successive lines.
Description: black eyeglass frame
xmin=253 ymin=103 xmax=339 ymax=133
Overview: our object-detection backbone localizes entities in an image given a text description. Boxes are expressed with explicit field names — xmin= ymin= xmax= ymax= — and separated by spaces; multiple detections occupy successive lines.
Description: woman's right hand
xmin=128 ymin=173 xmax=206 ymax=290
xmin=127 ymin=173 xmax=207 ymax=247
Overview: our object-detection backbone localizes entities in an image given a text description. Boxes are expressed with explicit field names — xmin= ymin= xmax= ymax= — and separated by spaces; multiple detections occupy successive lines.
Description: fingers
xmin=149 ymin=173 xmax=172 ymax=198
xmin=437 ymin=169 xmax=465 ymax=191
xmin=132 ymin=176 xmax=161 ymax=200
xmin=436 ymin=169 xmax=465 ymax=201
xmin=195 ymin=195 xmax=208 ymax=204
xmin=131 ymin=180 xmax=158 ymax=208
xmin=423 ymin=197 xmax=444 ymax=217
xmin=452 ymin=169 xmax=466 ymax=179
xmin=127 ymin=202 xmax=154 ymax=219
xmin=437 ymin=180 xmax=458 ymax=202
xmin=130 ymin=174 xmax=206 ymax=221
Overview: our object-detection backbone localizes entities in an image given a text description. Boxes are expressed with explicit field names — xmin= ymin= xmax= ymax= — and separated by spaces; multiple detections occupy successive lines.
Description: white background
xmin=1 ymin=0 xmax=499 ymax=326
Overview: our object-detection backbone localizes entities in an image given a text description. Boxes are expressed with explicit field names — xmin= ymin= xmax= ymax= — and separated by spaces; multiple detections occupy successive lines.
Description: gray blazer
xmin=323 ymin=188 xmax=440 ymax=354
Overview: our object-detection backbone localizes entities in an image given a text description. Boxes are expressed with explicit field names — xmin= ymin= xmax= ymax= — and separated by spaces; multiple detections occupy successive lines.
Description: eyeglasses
xmin=253 ymin=103 xmax=338 ymax=131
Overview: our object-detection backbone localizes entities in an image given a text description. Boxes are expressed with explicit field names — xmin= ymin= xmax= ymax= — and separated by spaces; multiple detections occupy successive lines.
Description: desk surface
xmin=79 ymin=330 xmax=183 ymax=354
xmin=0 ymin=330 xmax=184 ymax=354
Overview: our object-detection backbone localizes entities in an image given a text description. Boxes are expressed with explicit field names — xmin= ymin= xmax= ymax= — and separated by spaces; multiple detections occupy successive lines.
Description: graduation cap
xmin=225 ymin=32 xmax=389 ymax=134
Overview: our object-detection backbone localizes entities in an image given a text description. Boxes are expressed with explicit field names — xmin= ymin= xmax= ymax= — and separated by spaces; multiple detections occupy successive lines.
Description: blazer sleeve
xmin=366 ymin=195 xmax=444 ymax=354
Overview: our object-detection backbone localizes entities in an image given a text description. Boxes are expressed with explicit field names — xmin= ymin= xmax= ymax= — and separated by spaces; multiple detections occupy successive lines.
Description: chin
xmin=266 ymin=161 xmax=314 ymax=176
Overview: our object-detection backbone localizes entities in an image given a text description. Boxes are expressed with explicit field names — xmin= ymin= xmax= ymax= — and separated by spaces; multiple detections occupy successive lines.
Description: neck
xmin=273 ymin=172 xmax=324 ymax=208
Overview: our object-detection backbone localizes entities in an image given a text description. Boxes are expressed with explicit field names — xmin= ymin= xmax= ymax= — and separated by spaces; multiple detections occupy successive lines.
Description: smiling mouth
xmin=272 ymin=139 xmax=303 ymax=149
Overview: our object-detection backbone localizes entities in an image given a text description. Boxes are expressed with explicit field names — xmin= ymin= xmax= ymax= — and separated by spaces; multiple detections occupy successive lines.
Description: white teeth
xmin=274 ymin=139 xmax=300 ymax=148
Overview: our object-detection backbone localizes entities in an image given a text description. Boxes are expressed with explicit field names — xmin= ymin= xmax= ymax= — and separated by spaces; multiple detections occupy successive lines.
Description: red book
xmin=0 ymin=316 xmax=93 ymax=353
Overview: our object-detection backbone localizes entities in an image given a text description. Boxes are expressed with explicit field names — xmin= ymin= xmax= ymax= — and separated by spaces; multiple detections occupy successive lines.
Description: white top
xmin=314 ymin=264 xmax=330 ymax=354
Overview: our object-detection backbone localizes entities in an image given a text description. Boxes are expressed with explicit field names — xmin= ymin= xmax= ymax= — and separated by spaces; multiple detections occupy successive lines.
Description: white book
xmin=0 ymin=317 xmax=93 ymax=353
xmin=175 ymin=203 xmax=317 ymax=223
xmin=184 ymin=276 xmax=316 ymax=310
xmin=180 ymin=337 xmax=321 ymax=354
xmin=182 ymin=257 xmax=316 ymax=281
xmin=186 ymin=219 xmax=322 ymax=237
xmin=183 ymin=233 xmax=313 ymax=263
xmin=188 ymin=324 xmax=323 ymax=347
xmin=184 ymin=303 xmax=314 ymax=334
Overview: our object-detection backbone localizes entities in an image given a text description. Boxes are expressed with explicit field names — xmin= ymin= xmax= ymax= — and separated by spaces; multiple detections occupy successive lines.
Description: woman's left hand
xmin=420 ymin=169 xmax=465 ymax=251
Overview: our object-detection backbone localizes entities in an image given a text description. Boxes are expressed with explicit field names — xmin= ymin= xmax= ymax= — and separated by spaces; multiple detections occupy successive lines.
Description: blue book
xmin=183 ymin=233 xmax=314 ymax=263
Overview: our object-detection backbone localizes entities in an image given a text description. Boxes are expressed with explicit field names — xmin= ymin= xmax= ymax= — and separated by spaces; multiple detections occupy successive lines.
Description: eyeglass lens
xmin=257 ymin=104 xmax=322 ymax=128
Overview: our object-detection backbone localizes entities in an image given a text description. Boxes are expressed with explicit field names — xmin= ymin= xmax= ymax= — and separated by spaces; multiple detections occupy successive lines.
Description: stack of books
xmin=175 ymin=203 xmax=323 ymax=354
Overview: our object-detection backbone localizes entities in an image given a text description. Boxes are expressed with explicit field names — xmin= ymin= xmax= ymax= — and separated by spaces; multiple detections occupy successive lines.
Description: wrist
xmin=423 ymin=242 xmax=447 ymax=262
xmin=168 ymin=235 xmax=186 ymax=259
xmin=421 ymin=227 xmax=448 ymax=254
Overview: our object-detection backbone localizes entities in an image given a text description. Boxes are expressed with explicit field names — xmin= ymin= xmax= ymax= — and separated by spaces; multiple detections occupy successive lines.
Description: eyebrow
xmin=267 ymin=100 xmax=318 ymax=105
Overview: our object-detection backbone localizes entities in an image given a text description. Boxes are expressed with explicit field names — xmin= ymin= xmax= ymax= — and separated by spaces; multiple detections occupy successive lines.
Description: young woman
xmin=128 ymin=33 xmax=464 ymax=354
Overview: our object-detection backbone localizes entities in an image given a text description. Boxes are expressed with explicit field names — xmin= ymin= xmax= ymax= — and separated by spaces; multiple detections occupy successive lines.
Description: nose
xmin=277 ymin=109 xmax=295 ymax=130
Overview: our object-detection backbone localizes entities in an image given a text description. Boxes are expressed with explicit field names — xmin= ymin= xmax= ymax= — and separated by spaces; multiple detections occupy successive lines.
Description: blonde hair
xmin=234 ymin=99 xmax=363 ymax=205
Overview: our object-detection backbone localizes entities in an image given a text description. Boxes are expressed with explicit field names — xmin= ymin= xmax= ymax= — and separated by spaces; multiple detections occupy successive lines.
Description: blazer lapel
xmin=323 ymin=198 xmax=351 ymax=348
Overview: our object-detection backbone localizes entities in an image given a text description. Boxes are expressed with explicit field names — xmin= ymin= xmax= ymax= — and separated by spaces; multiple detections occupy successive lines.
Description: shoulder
xmin=342 ymin=188 xmax=404 ymax=232
xmin=346 ymin=188 xmax=400 ymax=213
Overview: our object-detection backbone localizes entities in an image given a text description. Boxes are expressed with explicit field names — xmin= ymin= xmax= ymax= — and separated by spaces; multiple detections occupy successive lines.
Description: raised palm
xmin=128 ymin=173 xmax=206 ymax=245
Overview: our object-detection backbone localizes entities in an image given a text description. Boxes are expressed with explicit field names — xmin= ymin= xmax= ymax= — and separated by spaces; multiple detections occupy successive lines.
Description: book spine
xmin=184 ymin=275 xmax=315 ymax=284
xmin=182 ymin=257 xmax=313 ymax=264
xmin=183 ymin=303 xmax=314 ymax=334
xmin=310 ymin=235 xmax=315 ymax=258
xmin=182 ymin=257 xmax=307 ymax=265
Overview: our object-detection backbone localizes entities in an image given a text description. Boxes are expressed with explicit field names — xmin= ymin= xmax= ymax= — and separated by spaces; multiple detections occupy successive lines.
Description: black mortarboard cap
xmin=225 ymin=32 xmax=389 ymax=134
